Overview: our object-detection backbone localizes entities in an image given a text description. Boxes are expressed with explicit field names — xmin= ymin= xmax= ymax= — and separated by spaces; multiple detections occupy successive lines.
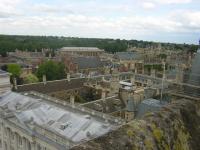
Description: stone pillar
xmin=42 ymin=75 xmax=46 ymax=85
xmin=22 ymin=138 xmax=26 ymax=150
xmin=111 ymin=74 xmax=119 ymax=93
xmin=13 ymin=77 xmax=18 ymax=90
xmin=131 ymin=74 xmax=135 ymax=84
xmin=70 ymin=94 xmax=75 ymax=105
xmin=150 ymin=69 xmax=156 ymax=77
xmin=175 ymin=64 xmax=183 ymax=84
xmin=102 ymin=76 xmax=105 ymax=81
xmin=31 ymin=142 xmax=35 ymax=150
xmin=142 ymin=65 xmax=145 ymax=74
xmin=134 ymin=68 xmax=138 ymax=74
xmin=67 ymin=73 xmax=70 ymax=82
xmin=14 ymin=133 xmax=18 ymax=150
xmin=101 ymin=90 xmax=106 ymax=100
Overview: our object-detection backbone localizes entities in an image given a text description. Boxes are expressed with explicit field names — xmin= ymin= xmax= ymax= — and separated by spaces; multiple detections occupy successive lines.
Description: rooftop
xmin=73 ymin=57 xmax=103 ymax=70
xmin=60 ymin=47 xmax=104 ymax=52
xmin=114 ymin=52 xmax=142 ymax=60
xmin=0 ymin=91 xmax=120 ymax=148
xmin=0 ymin=69 xmax=9 ymax=75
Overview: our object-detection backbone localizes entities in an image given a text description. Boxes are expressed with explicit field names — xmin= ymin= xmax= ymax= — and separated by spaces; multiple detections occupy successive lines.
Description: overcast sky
xmin=0 ymin=0 xmax=199 ymax=44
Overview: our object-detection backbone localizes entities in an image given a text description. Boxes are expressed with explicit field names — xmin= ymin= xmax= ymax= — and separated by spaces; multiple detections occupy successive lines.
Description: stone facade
xmin=59 ymin=47 xmax=104 ymax=57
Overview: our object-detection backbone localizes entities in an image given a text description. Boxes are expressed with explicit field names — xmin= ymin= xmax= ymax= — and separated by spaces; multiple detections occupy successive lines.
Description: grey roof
xmin=0 ymin=92 xmax=118 ymax=147
xmin=73 ymin=57 xmax=103 ymax=70
xmin=60 ymin=47 xmax=104 ymax=52
xmin=115 ymin=52 xmax=141 ymax=60
xmin=0 ymin=70 xmax=9 ymax=76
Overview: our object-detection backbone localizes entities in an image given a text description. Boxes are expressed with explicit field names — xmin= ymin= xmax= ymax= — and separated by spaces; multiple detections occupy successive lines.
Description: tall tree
xmin=36 ymin=61 xmax=66 ymax=81
xmin=7 ymin=64 xmax=22 ymax=85
xmin=7 ymin=64 xmax=21 ymax=77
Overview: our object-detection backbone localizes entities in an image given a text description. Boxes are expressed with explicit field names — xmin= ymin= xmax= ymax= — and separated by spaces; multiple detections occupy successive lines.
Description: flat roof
xmin=60 ymin=47 xmax=104 ymax=52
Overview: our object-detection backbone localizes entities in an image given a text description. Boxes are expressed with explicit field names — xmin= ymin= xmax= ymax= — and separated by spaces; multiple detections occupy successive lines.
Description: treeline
xmin=0 ymin=35 xmax=198 ymax=55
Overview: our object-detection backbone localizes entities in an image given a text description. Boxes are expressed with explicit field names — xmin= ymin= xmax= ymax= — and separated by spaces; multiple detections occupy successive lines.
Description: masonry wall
xmin=16 ymin=78 xmax=86 ymax=94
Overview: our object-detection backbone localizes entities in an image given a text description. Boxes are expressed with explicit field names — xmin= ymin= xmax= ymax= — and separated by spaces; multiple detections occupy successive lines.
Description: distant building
xmin=63 ymin=56 xmax=104 ymax=75
xmin=114 ymin=52 xmax=142 ymax=61
xmin=9 ymin=49 xmax=46 ymax=59
xmin=113 ymin=52 xmax=143 ymax=73
xmin=59 ymin=47 xmax=104 ymax=57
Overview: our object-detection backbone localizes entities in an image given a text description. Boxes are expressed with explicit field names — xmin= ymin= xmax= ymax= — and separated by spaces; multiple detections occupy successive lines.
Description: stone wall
xmin=16 ymin=78 xmax=86 ymax=94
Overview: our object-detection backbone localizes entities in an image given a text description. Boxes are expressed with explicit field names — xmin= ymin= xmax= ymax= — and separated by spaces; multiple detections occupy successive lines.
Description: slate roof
xmin=73 ymin=57 xmax=104 ymax=70
xmin=115 ymin=52 xmax=141 ymax=60
xmin=0 ymin=92 xmax=118 ymax=149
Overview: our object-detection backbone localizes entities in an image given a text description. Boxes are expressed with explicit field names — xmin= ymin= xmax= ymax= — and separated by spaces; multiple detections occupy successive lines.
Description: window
xmin=12 ymin=133 xmax=15 ymax=140
xmin=18 ymin=136 xmax=22 ymax=145
xmin=4 ymin=142 xmax=7 ymax=150
xmin=37 ymin=144 xmax=41 ymax=150
xmin=27 ymin=141 xmax=31 ymax=150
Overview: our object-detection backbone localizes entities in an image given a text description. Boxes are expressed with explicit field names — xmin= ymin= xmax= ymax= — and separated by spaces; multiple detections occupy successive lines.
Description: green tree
xmin=36 ymin=61 xmax=66 ymax=81
xmin=7 ymin=64 xmax=22 ymax=85
xmin=23 ymin=73 xmax=39 ymax=84
xmin=7 ymin=64 xmax=21 ymax=77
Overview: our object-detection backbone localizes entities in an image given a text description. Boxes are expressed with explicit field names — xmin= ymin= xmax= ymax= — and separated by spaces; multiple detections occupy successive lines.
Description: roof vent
xmin=85 ymin=115 xmax=91 ymax=119
xmin=86 ymin=131 xmax=91 ymax=137
xmin=60 ymin=123 xmax=71 ymax=130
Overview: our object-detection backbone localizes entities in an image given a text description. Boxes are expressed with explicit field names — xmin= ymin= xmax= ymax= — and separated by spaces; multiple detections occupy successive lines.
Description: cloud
xmin=141 ymin=2 xmax=156 ymax=9
xmin=170 ymin=10 xmax=200 ymax=32
xmin=153 ymin=0 xmax=192 ymax=4
xmin=0 ymin=0 xmax=199 ymax=43
xmin=0 ymin=0 xmax=23 ymax=18
xmin=32 ymin=4 xmax=61 ymax=13
xmin=1 ymin=10 xmax=197 ymax=39
xmin=141 ymin=0 xmax=192 ymax=10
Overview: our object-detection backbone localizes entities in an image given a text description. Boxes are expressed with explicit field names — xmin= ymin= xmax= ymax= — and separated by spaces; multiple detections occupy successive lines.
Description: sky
xmin=0 ymin=0 xmax=200 ymax=44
